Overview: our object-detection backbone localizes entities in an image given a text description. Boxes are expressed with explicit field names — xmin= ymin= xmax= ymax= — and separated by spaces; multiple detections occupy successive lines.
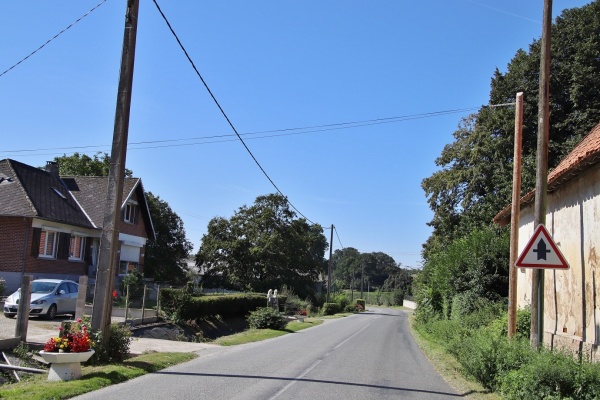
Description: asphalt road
xmin=74 ymin=308 xmax=462 ymax=400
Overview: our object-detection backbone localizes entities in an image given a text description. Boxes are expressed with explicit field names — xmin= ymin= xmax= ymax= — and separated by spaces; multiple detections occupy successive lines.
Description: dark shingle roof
xmin=62 ymin=176 xmax=140 ymax=228
xmin=0 ymin=159 xmax=94 ymax=228
xmin=494 ymin=122 xmax=600 ymax=225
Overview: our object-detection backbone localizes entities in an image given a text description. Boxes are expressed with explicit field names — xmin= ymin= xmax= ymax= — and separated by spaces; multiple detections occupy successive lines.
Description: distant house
xmin=494 ymin=122 xmax=600 ymax=358
xmin=0 ymin=159 xmax=155 ymax=294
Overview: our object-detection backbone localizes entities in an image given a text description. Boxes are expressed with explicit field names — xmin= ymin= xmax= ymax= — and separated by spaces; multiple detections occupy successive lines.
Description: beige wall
xmin=516 ymin=163 xmax=600 ymax=359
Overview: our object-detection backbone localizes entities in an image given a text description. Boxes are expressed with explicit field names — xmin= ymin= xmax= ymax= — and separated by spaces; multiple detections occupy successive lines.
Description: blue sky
xmin=0 ymin=1 xmax=591 ymax=268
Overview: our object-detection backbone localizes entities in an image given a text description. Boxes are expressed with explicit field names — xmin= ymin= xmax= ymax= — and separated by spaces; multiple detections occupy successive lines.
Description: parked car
xmin=3 ymin=279 xmax=79 ymax=319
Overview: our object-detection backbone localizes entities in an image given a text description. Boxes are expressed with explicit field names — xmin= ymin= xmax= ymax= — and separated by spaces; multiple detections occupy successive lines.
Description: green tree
xmin=331 ymin=247 xmax=361 ymax=291
xmin=144 ymin=192 xmax=193 ymax=283
xmin=422 ymin=2 xmax=600 ymax=257
xmin=52 ymin=152 xmax=133 ymax=177
xmin=414 ymin=225 xmax=509 ymax=321
xmin=196 ymin=193 xmax=328 ymax=298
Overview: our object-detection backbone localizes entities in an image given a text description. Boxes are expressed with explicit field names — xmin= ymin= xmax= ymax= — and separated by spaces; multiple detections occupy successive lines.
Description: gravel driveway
xmin=0 ymin=313 xmax=67 ymax=343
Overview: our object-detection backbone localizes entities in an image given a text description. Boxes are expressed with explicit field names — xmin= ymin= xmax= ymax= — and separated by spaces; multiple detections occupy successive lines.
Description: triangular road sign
xmin=515 ymin=224 xmax=570 ymax=269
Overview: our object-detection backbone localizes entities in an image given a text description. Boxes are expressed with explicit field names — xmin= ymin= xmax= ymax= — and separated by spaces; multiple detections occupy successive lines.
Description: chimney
xmin=45 ymin=161 xmax=59 ymax=179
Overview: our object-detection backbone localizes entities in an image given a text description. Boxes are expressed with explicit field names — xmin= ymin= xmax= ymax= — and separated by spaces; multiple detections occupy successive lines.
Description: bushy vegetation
xmin=247 ymin=307 xmax=288 ymax=330
xmin=0 ymin=277 xmax=5 ymax=296
xmin=322 ymin=302 xmax=342 ymax=315
xmin=86 ymin=320 xmax=133 ymax=364
xmin=160 ymin=289 xmax=266 ymax=322
xmin=415 ymin=304 xmax=600 ymax=399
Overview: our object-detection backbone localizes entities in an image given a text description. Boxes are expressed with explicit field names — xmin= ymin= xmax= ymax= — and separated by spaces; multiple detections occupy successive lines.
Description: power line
xmin=0 ymin=0 xmax=109 ymax=78
xmin=151 ymin=0 xmax=313 ymax=224
xmin=333 ymin=226 xmax=345 ymax=251
xmin=2 ymin=104 xmax=514 ymax=157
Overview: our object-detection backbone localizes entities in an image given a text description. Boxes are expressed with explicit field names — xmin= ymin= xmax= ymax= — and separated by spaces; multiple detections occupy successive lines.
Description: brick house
xmin=0 ymin=159 xmax=155 ymax=294
xmin=494 ymin=122 xmax=600 ymax=358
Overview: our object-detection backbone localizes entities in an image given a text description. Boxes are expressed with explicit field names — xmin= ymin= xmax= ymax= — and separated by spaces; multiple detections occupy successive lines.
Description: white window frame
xmin=69 ymin=235 xmax=86 ymax=261
xmin=118 ymin=261 xmax=139 ymax=275
xmin=39 ymin=229 xmax=58 ymax=258
xmin=123 ymin=203 xmax=137 ymax=224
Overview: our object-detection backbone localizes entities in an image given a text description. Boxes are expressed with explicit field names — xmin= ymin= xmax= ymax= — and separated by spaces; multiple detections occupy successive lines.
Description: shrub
xmin=87 ymin=320 xmax=133 ymax=364
xmin=322 ymin=302 xmax=341 ymax=315
xmin=393 ymin=289 xmax=404 ymax=306
xmin=0 ymin=277 xmax=5 ymax=297
xmin=356 ymin=299 xmax=365 ymax=311
xmin=247 ymin=307 xmax=288 ymax=330
xmin=160 ymin=289 xmax=265 ymax=321
xmin=500 ymin=349 xmax=600 ymax=400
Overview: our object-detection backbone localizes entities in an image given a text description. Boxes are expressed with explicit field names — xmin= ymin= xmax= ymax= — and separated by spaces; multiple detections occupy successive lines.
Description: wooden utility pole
xmin=508 ymin=92 xmax=524 ymax=339
xmin=91 ymin=0 xmax=139 ymax=340
xmin=531 ymin=0 xmax=552 ymax=349
xmin=326 ymin=224 xmax=334 ymax=303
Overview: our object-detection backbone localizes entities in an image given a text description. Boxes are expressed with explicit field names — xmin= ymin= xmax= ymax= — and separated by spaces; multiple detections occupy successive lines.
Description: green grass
xmin=0 ymin=352 xmax=196 ymax=400
xmin=213 ymin=318 xmax=324 ymax=346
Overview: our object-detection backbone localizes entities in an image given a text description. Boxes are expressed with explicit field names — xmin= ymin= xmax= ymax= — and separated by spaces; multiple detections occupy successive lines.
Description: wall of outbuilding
xmin=517 ymin=163 xmax=600 ymax=359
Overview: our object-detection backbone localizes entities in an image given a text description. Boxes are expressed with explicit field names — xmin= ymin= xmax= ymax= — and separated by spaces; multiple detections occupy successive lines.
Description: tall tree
xmin=196 ymin=193 xmax=328 ymax=298
xmin=52 ymin=152 xmax=133 ymax=177
xmin=144 ymin=192 xmax=193 ymax=283
xmin=422 ymin=2 xmax=600 ymax=257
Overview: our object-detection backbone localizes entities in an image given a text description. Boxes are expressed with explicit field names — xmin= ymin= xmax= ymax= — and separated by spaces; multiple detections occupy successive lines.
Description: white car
xmin=3 ymin=279 xmax=79 ymax=319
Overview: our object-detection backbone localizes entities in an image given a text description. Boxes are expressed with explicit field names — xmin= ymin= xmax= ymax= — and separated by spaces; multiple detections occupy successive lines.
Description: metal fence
xmin=0 ymin=276 xmax=165 ymax=349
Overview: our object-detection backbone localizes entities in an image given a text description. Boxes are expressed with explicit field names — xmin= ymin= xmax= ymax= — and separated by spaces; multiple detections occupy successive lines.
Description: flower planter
xmin=39 ymin=350 xmax=95 ymax=381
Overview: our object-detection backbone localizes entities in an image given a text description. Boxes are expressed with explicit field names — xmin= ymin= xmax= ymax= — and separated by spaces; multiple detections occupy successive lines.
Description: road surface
xmin=74 ymin=308 xmax=462 ymax=400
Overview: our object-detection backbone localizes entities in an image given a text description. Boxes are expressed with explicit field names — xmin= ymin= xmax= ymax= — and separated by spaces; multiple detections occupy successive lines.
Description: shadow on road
xmin=154 ymin=371 xmax=472 ymax=398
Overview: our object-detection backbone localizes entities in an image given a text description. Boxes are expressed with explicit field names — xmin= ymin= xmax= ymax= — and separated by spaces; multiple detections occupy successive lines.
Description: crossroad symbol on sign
xmin=515 ymin=224 xmax=570 ymax=269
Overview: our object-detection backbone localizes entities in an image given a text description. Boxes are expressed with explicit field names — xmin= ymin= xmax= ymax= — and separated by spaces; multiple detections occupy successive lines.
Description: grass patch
xmin=213 ymin=318 xmax=323 ymax=346
xmin=408 ymin=315 xmax=502 ymax=400
xmin=0 ymin=352 xmax=196 ymax=400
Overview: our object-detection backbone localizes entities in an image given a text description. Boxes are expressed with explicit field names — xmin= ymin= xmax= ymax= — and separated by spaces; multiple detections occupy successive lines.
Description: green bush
xmin=160 ymin=289 xmax=265 ymax=321
xmin=0 ymin=277 xmax=5 ymax=297
xmin=393 ymin=289 xmax=404 ymax=306
xmin=247 ymin=307 xmax=288 ymax=330
xmin=87 ymin=322 xmax=133 ymax=364
xmin=356 ymin=299 xmax=365 ymax=311
xmin=500 ymin=349 xmax=600 ymax=400
xmin=322 ymin=302 xmax=341 ymax=315
xmin=121 ymin=270 xmax=144 ymax=300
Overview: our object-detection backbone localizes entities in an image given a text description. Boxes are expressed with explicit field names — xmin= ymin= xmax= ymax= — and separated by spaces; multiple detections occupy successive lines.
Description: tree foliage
xmin=196 ymin=193 xmax=328 ymax=298
xmin=144 ymin=192 xmax=193 ymax=283
xmin=421 ymin=2 xmax=600 ymax=257
xmin=330 ymin=247 xmax=412 ymax=292
xmin=414 ymin=225 xmax=509 ymax=321
xmin=52 ymin=152 xmax=133 ymax=178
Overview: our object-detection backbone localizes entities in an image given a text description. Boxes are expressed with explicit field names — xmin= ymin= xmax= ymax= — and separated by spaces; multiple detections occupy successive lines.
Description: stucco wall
xmin=516 ymin=163 xmax=600 ymax=358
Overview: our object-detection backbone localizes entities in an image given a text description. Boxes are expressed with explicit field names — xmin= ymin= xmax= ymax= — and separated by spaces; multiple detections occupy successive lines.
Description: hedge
xmin=160 ymin=289 xmax=281 ymax=320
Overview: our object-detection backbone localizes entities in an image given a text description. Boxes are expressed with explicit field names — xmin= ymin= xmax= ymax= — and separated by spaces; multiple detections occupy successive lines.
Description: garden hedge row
xmin=160 ymin=289 xmax=287 ymax=320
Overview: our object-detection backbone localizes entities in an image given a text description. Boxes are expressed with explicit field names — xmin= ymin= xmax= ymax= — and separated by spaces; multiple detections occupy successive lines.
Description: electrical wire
xmin=151 ymin=0 xmax=313 ymax=224
xmin=334 ymin=225 xmax=344 ymax=250
xmin=0 ymin=0 xmax=109 ymax=78
xmin=2 ymin=103 xmax=514 ymax=156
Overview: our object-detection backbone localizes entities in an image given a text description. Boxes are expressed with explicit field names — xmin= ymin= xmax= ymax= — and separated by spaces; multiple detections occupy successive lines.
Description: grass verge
xmin=407 ymin=315 xmax=502 ymax=400
xmin=0 ymin=352 xmax=196 ymax=400
xmin=213 ymin=318 xmax=324 ymax=346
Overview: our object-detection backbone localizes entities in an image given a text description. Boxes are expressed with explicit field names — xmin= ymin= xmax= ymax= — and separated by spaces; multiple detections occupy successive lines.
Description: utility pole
xmin=326 ymin=224 xmax=334 ymax=303
xmin=531 ymin=0 xmax=552 ymax=349
xmin=508 ymin=92 xmax=524 ymax=339
xmin=91 ymin=0 xmax=139 ymax=341
xmin=360 ymin=263 xmax=364 ymax=299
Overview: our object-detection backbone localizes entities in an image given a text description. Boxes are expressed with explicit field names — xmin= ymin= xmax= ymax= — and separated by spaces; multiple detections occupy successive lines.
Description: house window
xmin=118 ymin=261 xmax=138 ymax=275
xmin=123 ymin=203 xmax=137 ymax=224
xmin=39 ymin=230 xmax=58 ymax=258
xmin=69 ymin=235 xmax=86 ymax=260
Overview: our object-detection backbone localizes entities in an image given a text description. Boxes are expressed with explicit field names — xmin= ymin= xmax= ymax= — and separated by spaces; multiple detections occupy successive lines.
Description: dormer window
xmin=123 ymin=202 xmax=138 ymax=224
